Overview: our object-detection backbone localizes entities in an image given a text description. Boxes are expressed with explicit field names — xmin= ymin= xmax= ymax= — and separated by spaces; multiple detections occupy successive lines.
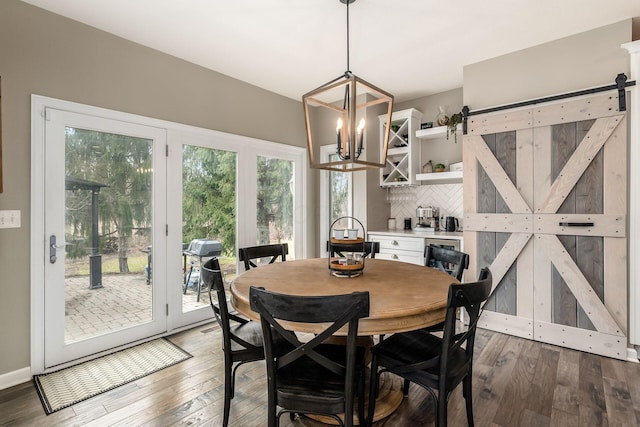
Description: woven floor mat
xmin=33 ymin=338 xmax=192 ymax=414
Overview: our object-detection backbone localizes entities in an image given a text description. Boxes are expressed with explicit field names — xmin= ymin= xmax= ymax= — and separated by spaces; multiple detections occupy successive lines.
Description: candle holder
xmin=328 ymin=216 xmax=366 ymax=277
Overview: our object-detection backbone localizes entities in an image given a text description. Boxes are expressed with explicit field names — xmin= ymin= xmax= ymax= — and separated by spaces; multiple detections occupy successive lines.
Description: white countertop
xmin=368 ymin=229 xmax=463 ymax=240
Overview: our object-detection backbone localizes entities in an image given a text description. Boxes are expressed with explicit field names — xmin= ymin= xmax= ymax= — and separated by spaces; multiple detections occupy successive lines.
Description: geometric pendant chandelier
xmin=302 ymin=0 xmax=394 ymax=172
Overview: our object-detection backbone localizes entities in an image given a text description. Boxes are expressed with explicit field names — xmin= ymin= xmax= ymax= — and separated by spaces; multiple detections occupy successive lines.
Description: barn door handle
xmin=559 ymin=222 xmax=594 ymax=227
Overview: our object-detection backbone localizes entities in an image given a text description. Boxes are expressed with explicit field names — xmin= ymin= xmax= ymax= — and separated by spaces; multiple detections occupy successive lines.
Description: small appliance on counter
xmin=445 ymin=216 xmax=459 ymax=232
xmin=414 ymin=205 xmax=439 ymax=230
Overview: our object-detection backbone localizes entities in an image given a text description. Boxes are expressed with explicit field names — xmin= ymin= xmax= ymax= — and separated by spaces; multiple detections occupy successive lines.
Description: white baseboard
xmin=0 ymin=367 xmax=31 ymax=390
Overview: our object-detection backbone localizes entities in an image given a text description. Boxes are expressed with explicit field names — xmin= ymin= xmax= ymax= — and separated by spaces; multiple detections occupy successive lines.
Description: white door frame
xmin=31 ymin=96 xmax=170 ymax=371
xmin=623 ymin=41 xmax=640 ymax=348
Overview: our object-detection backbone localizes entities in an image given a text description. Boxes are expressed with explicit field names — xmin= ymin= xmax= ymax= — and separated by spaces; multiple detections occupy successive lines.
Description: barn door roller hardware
xmin=461 ymin=73 xmax=635 ymax=134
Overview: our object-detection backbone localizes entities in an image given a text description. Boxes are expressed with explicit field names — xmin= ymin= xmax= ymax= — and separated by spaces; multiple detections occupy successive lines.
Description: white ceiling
xmin=20 ymin=0 xmax=640 ymax=102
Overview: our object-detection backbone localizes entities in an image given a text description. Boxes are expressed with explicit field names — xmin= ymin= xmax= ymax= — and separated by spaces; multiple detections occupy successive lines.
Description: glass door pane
xmin=257 ymin=156 xmax=295 ymax=257
xmin=64 ymin=128 xmax=154 ymax=343
xmin=182 ymin=145 xmax=237 ymax=312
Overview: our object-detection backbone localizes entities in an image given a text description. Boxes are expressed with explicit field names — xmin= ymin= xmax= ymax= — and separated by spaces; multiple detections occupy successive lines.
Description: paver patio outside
xmin=64 ymin=272 xmax=214 ymax=343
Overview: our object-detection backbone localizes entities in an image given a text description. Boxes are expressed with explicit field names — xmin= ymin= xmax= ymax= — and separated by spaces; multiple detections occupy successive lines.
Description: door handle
xmin=392 ymin=240 xmax=399 ymax=246
xmin=391 ymin=254 xmax=398 ymax=259
xmin=50 ymin=235 xmax=58 ymax=263
xmin=558 ymin=222 xmax=594 ymax=227
xmin=49 ymin=235 xmax=66 ymax=263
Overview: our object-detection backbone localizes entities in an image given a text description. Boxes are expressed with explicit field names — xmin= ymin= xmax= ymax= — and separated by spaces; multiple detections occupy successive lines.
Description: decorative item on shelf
xmin=390 ymin=124 xmax=400 ymax=133
xmin=434 ymin=163 xmax=446 ymax=172
xmin=420 ymin=122 xmax=434 ymax=130
xmin=301 ymin=0 xmax=394 ymax=172
xmin=436 ymin=106 xmax=449 ymax=126
xmin=449 ymin=161 xmax=463 ymax=172
xmin=447 ymin=111 xmax=463 ymax=143
xmin=328 ymin=216 xmax=366 ymax=277
xmin=422 ymin=160 xmax=433 ymax=174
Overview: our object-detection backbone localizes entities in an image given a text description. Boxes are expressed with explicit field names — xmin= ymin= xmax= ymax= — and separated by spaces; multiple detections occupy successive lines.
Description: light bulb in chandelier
xmin=336 ymin=117 xmax=365 ymax=161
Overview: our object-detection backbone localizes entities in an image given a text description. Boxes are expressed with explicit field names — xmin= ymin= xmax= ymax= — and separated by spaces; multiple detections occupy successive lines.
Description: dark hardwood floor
xmin=2 ymin=324 xmax=640 ymax=426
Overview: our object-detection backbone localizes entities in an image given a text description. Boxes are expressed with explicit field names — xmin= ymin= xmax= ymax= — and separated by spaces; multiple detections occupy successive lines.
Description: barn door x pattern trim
xmin=463 ymin=91 xmax=628 ymax=360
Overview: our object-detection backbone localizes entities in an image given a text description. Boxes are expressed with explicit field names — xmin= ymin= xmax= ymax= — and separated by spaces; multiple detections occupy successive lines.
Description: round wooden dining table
xmin=230 ymin=258 xmax=454 ymax=336
xmin=230 ymin=257 xmax=456 ymax=424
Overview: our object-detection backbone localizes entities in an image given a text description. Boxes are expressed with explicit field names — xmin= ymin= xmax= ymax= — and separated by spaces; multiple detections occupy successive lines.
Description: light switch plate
xmin=0 ymin=210 xmax=21 ymax=228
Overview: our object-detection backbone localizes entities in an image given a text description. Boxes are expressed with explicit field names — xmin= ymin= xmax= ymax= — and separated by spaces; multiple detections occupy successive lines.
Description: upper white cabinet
xmin=379 ymin=108 xmax=422 ymax=187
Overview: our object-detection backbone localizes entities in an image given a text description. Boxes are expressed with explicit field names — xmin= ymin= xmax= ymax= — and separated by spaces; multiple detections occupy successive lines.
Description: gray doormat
xmin=33 ymin=338 xmax=192 ymax=414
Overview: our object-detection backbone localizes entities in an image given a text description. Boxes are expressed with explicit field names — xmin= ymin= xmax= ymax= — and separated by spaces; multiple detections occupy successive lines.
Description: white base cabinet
xmin=368 ymin=232 xmax=463 ymax=266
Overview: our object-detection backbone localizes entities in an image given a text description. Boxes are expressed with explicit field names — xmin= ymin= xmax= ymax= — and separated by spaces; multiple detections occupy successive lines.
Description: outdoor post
xmin=89 ymin=187 xmax=103 ymax=289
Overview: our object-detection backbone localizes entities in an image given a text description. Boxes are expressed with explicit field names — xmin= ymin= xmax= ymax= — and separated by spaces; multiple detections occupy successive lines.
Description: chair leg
xmin=463 ymin=375 xmax=475 ymax=427
xmin=231 ymin=361 xmax=248 ymax=398
xmin=223 ymin=360 xmax=233 ymax=427
xmin=357 ymin=369 xmax=365 ymax=427
xmin=402 ymin=379 xmax=411 ymax=397
xmin=436 ymin=390 xmax=448 ymax=427
xmin=366 ymin=354 xmax=379 ymax=427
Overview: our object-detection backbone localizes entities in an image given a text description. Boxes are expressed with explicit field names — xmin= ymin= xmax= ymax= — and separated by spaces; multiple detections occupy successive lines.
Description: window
xmin=320 ymin=145 xmax=352 ymax=255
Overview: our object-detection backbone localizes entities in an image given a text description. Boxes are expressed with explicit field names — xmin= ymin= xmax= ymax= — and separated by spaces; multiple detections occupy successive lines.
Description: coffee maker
xmin=415 ymin=205 xmax=439 ymax=230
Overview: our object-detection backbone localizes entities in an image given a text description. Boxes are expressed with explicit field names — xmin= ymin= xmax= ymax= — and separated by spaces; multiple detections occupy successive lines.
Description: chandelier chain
xmin=346 ymin=0 xmax=350 ymax=74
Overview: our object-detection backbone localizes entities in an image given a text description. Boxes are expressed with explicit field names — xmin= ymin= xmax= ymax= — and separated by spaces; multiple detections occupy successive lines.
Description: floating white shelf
xmin=415 ymin=124 xmax=462 ymax=140
xmin=415 ymin=170 xmax=463 ymax=184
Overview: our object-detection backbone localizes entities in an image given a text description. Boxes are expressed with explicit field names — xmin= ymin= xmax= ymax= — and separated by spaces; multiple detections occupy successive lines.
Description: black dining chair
xmin=366 ymin=268 xmax=492 ymax=427
xmin=424 ymin=244 xmax=469 ymax=281
xmin=378 ymin=245 xmax=469 ymax=345
xmin=238 ymin=243 xmax=288 ymax=271
xmin=327 ymin=241 xmax=380 ymax=259
xmin=201 ymin=258 xmax=289 ymax=427
xmin=250 ymin=286 xmax=370 ymax=427
xmin=417 ymin=245 xmax=470 ymax=338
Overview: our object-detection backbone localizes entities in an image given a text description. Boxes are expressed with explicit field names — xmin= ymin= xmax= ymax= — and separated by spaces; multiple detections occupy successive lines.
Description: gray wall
xmin=396 ymin=88 xmax=464 ymax=171
xmin=464 ymin=20 xmax=632 ymax=109
xmin=0 ymin=0 xmax=309 ymax=376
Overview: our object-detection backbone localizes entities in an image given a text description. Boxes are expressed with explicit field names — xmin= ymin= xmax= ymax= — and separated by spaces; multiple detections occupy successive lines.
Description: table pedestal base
xmin=307 ymin=373 xmax=404 ymax=425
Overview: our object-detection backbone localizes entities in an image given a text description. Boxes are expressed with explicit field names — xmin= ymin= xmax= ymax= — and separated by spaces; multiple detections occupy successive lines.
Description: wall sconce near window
xmin=302 ymin=0 xmax=394 ymax=172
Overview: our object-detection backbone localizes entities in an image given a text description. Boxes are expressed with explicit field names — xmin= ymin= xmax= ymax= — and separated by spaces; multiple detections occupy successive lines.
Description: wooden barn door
xmin=463 ymin=92 xmax=628 ymax=359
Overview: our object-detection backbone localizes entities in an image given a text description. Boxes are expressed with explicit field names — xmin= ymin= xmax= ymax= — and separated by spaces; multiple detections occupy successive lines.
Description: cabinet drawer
xmin=369 ymin=235 xmax=425 ymax=252
xmin=376 ymin=251 xmax=424 ymax=265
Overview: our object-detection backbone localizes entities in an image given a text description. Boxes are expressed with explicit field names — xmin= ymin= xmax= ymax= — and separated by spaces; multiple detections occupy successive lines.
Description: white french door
xmin=32 ymin=96 xmax=307 ymax=372
xmin=41 ymin=107 xmax=168 ymax=368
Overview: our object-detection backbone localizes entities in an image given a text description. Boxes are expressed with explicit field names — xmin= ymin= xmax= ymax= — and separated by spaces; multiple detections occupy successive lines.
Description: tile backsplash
xmin=387 ymin=184 xmax=463 ymax=230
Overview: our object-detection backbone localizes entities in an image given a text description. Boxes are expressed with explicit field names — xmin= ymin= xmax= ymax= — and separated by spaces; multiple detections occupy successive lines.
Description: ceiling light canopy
xmin=302 ymin=0 xmax=394 ymax=172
